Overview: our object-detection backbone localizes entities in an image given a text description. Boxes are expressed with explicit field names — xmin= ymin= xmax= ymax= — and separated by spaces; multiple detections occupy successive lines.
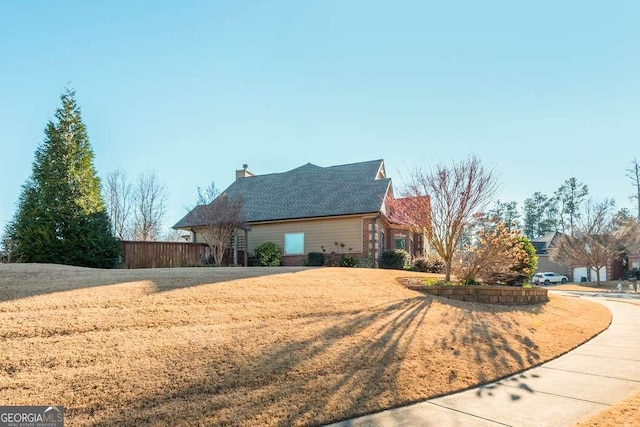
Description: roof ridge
xmin=324 ymin=159 xmax=383 ymax=169
xmin=235 ymin=159 xmax=383 ymax=178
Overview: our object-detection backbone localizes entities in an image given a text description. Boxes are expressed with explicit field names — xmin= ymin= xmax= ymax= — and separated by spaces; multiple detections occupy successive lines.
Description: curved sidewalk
xmin=328 ymin=292 xmax=640 ymax=427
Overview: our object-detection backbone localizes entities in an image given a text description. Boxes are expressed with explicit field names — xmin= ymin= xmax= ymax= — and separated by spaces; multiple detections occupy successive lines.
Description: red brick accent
xmin=362 ymin=218 xmax=380 ymax=267
xmin=282 ymin=255 xmax=305 ymax=266
xmin=629 ymin=254 xmax=640 ymax=270
xmin=282 ymin=253 xmax=368 ymax=266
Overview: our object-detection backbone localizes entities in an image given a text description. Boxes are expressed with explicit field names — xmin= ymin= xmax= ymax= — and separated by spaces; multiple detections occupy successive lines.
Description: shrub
xmin=357 ymin=256 xmax=374 ymax=268
xmin=453 ymin=221 xmax=530 ymax=285
xmin=412 ymin=256 xmax=444 ymax=273
xmin=424 ymin=278 xmax=459 ymax=286
xmin=459 ymin=277 xmax=480 ymax=286
xmin=624 ymin=268 xmax=640 ymax=280
xmin=324 ymin=252 xmax=341 ymax=267
xmin=339 ymin=255 xmax=358 ymax=267
xmin=380 ymin=249 xmax=410 ymax=270
xmin=423 ymin=278 xmax=441 ymax=287
xmin=254 ymin=242 xmax=282 ymax=266
xmin=515 ymin=236 xmax=537 ymax=283
xmin=306 ymin=252 xmax=326 ymax=266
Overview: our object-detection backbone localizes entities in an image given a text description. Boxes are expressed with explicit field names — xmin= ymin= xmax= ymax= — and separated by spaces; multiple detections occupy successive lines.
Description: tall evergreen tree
xmin=488 ymin=200 xmax=520 ymax=231
xmin=555 ymin=177 xmax=589 ymax=236
xmin=522 ymin=192 xmax=558 ymax=238
xmin=4 ymin=88 xmax=120 ymax=267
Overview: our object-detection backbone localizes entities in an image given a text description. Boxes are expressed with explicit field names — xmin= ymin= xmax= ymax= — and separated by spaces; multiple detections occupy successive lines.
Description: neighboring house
xmin=627 ymin=244 xmax=640 ymax=273
xmin=173 ymin=159 xmax=427 ymax=266
xmin=532 ymin=231 xmax=624 ymax=282
xmin=571 ymin=257 xmax=624 ymax=283
xmin=531 ymin=232 xmax=570 ymax=277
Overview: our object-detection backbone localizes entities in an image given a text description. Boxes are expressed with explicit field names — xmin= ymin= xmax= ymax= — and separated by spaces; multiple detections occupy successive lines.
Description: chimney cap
xmin=242 ymin=163 xmax=248 ymax=170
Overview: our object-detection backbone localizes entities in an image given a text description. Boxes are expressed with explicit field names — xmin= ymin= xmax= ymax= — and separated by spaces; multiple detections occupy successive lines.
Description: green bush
xmin=412 ymin=256 xmax=444 ymax=273
xmin=423 ymin=278 xmax=458 ymax=286
xmin=324 ymin=252 xmax=341 ymax=267
xmin=625 ymin=268 xmax=640 ymax=280
xmin=357 ymin=256 xmax=374 ymax=268
xmin=306 ymin=252 xmax=326 ymax=266
xmin=380 ymin=249 xmax=410 ymax=270
xmin=516 ymin=236 xmax=538 ymax=283
xmin=339 ymin=255 xmax=358 ymax=267
xmin=459 ymin=277 xmax=480 ymax=286
xmin=254 ymin=242 xmax=282 ymax=266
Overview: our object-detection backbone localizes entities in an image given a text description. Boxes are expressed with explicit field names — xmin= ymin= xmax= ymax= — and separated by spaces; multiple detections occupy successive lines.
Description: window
xmin=632 ymin=260 xmax=640 ymax=270
xmin=394 ymin=237 xmax=406 ymax=250
xmin=284 ymin=232 xmax=304 ymax=255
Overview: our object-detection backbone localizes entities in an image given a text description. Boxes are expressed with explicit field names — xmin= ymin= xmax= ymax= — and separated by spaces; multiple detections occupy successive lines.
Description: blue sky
xmin=1 ymin=1 xmax=639 ymax=234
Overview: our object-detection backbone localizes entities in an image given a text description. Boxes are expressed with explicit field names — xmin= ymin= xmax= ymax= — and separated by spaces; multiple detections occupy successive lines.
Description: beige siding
xmin=191 ymin=229 xmax=206 ymax=244
xmin=247 ymin=217 xmax=364 ymax=255
xmin=536 ymin=254 xmax=570 ymax=276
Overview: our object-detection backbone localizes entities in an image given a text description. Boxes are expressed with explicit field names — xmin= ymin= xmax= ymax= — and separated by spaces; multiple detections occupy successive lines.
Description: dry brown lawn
xmin=0 ymin=264 xmax=611 ymax=426
xmin=554 ymin=280 xmax=640 ymax=293
xmin=553 ymin=284 xmax=609 ymax=292
xmin=577 ymin=390 xmax=640 ymax=426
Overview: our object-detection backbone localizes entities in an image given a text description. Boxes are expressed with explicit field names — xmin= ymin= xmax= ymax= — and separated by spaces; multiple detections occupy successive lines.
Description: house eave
xmin=244 ymin=212 xmax=383 ymax=226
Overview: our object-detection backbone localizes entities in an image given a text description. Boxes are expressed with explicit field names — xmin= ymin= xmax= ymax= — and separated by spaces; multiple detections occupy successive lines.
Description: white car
xmin=532 ymin=272 xmax=568 ymax=285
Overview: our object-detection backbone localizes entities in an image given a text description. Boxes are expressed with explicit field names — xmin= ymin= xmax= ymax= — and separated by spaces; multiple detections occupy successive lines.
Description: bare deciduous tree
xmin=550 ymin=199 xmax=640 ymax=285
xmin=627 ymin=157 xmax=640 ymax=220
xmin=195 ymin=182 xmax=219 ymax=206
xmin=394 ymin=156 xmax=499 ymax=281
xmin=162 ymin=228 xmax=187 ymax=242
xmin=104 ymin=170 xmax=169 ymax=241
xmin=386 ymin=194 xmax=431 ymax=232
xmin=132 ymin=172 xmax=168 ymax=241
xmin=104 ymin=170 xmax=132 ymax=239
xmin=190 ymin=185 xmax=245 ymax=266
xmin=1 ymin=223 xmax=18 ymax=263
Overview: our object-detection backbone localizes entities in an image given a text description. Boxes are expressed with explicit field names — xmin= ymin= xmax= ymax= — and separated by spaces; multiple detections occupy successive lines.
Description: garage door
xmin=573 ymin=267 xmax=587 ymax=282
xmin=573 ymin=267 xmax=607 ymax=282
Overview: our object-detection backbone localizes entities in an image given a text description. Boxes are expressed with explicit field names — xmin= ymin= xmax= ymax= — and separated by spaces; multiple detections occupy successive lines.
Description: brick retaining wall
xmin=407 ymin=285 xmax=548 ymax=306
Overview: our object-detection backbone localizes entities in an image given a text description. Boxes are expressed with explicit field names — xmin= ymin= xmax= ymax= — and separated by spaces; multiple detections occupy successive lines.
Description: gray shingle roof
xmin=174 ymin=159 xmax=391 ymax=228
xmin=531 ymin=231 xmax=561 ymax=254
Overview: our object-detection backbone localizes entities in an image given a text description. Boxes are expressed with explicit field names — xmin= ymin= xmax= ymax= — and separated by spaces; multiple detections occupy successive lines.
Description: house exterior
xmin=532 ymin=231 xmax=624 ymax=282
xmin=173 ymin=159 xmax=427 ymax=266
xmin=627 ymin=245 xmax=640 ymax=273
xmin=531 ymin=232 xmax=570 ymax=277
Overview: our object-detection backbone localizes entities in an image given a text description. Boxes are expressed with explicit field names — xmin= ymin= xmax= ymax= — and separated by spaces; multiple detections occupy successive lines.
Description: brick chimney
xmin=235 ymin=164 xmax=254 ymax=180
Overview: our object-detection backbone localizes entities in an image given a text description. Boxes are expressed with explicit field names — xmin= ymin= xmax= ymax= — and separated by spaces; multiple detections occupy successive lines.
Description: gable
xmin=531 ymin=231 xmax=561 ymax=254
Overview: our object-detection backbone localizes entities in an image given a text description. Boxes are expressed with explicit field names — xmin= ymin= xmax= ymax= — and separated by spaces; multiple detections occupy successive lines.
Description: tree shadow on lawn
xmin=0 ymin=264 xmax=311 ymax=303
xmin=434 ymin=297 xmax=545 ymax=402
xmin=92 ymin=297 xmax=434 ymax=426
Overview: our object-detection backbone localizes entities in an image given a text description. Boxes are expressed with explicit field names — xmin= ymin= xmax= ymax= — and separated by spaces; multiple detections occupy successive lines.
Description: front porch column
xmin=371 ymin=217 xmax=378 ymax=268
xmin=233 ymin=229 xmax=238 ymax=266
xmin=244 ymin=228 xmax=249 ymax=266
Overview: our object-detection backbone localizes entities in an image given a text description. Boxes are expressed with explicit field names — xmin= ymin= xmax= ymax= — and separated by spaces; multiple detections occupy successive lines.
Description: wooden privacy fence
xmin=120 ymin=241 xmax=211 ymax=269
